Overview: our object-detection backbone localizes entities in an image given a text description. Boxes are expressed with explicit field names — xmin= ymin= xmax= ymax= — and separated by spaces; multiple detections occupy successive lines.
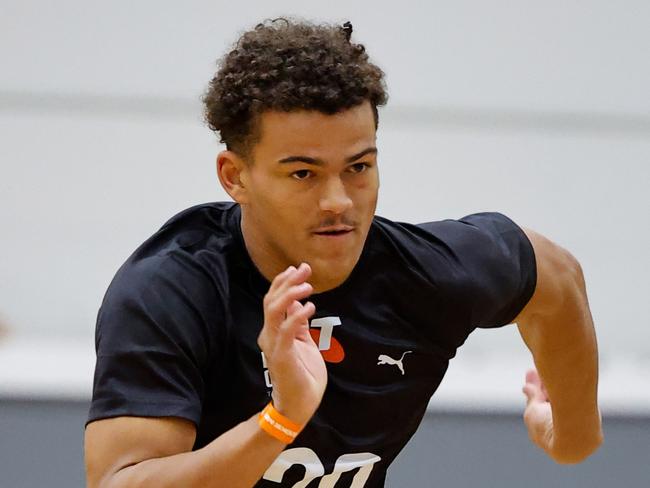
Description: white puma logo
xmin=377 ymin=351 xmax=412 ymax=375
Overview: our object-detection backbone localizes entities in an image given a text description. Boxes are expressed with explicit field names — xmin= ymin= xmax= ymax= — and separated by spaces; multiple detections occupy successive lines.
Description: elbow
xmin=549 ymin=413 xmax=604 ymax=465
xmin=551 ymin=432 xmax=604 ymax=465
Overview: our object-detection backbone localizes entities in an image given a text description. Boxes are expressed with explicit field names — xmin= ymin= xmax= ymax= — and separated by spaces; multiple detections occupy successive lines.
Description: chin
xmin=308 ymin=256 xmax=357 ymax=292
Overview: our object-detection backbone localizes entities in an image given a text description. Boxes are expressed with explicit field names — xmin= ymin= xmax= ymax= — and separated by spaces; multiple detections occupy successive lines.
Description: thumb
xmin=522 ymin=370 xmax=545 ymax=404
xmin=525 ymin=368 xmax=542 ymax=387
xmin=522 ymin=383 xmax=544 ymax=403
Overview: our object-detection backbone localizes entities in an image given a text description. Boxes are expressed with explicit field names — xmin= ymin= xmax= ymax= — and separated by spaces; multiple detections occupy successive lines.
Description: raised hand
xmin=257 ymin=263 xmax=327 ymax=425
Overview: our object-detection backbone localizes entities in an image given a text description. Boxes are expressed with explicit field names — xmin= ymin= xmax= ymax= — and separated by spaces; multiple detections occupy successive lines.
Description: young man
xmin=85 ymin=19 xmax=603 ymax=488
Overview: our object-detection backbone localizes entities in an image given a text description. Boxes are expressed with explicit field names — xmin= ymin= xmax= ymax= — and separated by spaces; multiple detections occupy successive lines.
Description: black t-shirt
xmin=89 ymin=202 xmax=536 ymax=487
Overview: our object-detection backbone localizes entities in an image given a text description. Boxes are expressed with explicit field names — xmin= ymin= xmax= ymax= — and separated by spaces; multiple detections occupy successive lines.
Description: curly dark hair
xmin=203 ymin=18 xmax=388 ymax=158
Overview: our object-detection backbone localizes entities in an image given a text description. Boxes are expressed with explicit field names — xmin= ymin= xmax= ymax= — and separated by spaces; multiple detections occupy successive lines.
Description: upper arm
xmin=514 ymin=227 xmax=585 ymax=344
xmin=85 ymin=416 xmax=196 ymax=488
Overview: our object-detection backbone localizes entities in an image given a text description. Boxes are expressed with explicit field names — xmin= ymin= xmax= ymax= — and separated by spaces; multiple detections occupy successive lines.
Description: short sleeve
xmin=87 ymin=251 xmax=223 ymax=426
xmin=417 ymin=212 xmax=537 ymax=328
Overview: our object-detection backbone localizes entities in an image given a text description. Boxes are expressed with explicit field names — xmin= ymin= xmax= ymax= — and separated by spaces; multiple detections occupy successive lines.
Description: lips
xmin=313 ymin=225 xmax=354 ymax=235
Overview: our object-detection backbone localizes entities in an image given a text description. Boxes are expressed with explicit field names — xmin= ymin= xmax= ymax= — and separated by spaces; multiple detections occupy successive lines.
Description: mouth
xmin=312 ymin=226 xmax=355 ymax=237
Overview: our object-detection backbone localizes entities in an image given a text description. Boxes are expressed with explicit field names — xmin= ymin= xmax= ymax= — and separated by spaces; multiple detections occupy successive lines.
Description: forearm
xmin=105 ymin=414 xmax=285 ymax=488
xmin=518 ymin=267 xmax=603 ymax=460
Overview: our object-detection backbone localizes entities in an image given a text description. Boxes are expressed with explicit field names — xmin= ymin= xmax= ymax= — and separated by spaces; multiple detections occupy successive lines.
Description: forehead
xmin=252 ymin=101 xmax=377 ymax=160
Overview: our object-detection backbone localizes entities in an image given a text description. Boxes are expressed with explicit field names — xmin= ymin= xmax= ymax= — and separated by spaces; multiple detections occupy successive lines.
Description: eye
xmin=291 ymin=169 xmax=313 ymax=180
xmin=348 ymin=162 xmax=370 ymax=174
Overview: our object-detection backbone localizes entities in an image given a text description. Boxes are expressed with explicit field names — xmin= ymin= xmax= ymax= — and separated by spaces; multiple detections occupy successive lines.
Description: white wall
xmin=1 ymin=1 xmax=649 ymax=367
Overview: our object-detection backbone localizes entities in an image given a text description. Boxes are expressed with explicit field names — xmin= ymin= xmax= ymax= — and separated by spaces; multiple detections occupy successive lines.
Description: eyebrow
xmin=277 ymin=147 xmax=378 ymax=165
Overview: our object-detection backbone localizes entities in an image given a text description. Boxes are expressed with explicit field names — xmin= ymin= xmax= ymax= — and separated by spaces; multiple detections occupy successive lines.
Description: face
xmin=219 ymin=101 xmax=379 ymax=293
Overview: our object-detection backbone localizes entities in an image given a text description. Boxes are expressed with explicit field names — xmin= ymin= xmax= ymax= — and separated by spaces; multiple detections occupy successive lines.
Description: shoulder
xmin=369 ymin=211 xmax=531 ymax=271
xmin=98 ymin=202 xmax=241 ymax=341
xmin=368 ymin=212 xmax=536 ymax=326
xmin=116 ymin=201 xmax=241 ymax=291
xmin=371 ymin=211 xmax=523 ymax=243
xmin=141 ymin=201 xmax=240 ymax=257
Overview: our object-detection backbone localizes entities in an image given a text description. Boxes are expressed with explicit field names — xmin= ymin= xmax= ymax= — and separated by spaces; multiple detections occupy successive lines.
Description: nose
xmin=319 ymin=176 xmax=353 ymax=214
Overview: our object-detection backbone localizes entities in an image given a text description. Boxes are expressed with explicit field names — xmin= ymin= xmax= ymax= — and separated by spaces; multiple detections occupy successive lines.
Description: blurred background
xmin=1 ymin=1 xmax=648 ymax=486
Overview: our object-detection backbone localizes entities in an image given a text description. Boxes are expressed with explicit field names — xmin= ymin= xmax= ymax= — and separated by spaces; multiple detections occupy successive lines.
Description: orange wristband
xmin=258 ymin=402 xmax=303 ymax=444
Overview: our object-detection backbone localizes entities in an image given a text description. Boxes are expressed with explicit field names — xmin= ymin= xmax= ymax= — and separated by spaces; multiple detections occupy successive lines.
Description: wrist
xmin=271 ymin=392 xmax=317 ymax=426
xmin=258 ymin=402 xmax=305 ymax=444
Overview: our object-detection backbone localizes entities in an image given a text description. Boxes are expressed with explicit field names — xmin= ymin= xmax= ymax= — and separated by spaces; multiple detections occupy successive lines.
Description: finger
xmin=522 ymin=381 xmax=545 ymax=404
xmin=521 ymin=374 xmax=546 ymax=405
xmin=260 ymin=299 xmax=299 ymax=350
xmin=294 ymin=301 xmax=317 ymax=341
xmin=525 ymin=368 xmax=541 ymax=387
xmin=268 ymin=265 xmax=298 ymax=295
xmin=272 ymin=262 xmax=310 ymax=285
xmin=265 ymin=282 xmax=313 ymax=325
xmin=258 ymin=278 xmax=300 ymax=350
xmin=259 ymin=300 xmax=307 ymax=354
xmin=281 ymin=300 xmax=312 ymax=333
xmin=263 ymin=266 xmax=298 ymax=319
xmin=275 ymin=301 xmax=314 ymax=351
xmin=286 ymin=300 xmax=302 ymax=316
xmin=265 ymin=263 xmax=311 ymax=311
xmin=260 ymin=300 xmax=316 ymax=354
xmin=525 ymin=368 xmax=551 ymax=402
xmin=277 ymin=262 xmax=312 ymax=292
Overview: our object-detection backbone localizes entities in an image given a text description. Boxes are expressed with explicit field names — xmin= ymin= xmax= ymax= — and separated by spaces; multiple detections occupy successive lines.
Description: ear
xmin=217 ymin=150 xmax=249 ymax=204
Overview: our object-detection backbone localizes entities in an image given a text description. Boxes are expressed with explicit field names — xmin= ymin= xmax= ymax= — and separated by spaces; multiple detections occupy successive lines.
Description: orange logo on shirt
xmin=309 ymin=316 xmax=345 ymax=363
xmin=309 ymin=329 xmax=345 ymax=363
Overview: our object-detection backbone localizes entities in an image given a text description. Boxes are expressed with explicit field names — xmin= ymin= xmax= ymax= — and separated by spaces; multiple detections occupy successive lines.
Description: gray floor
xmin=0 ymin=399 xmax=647 ymax=487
